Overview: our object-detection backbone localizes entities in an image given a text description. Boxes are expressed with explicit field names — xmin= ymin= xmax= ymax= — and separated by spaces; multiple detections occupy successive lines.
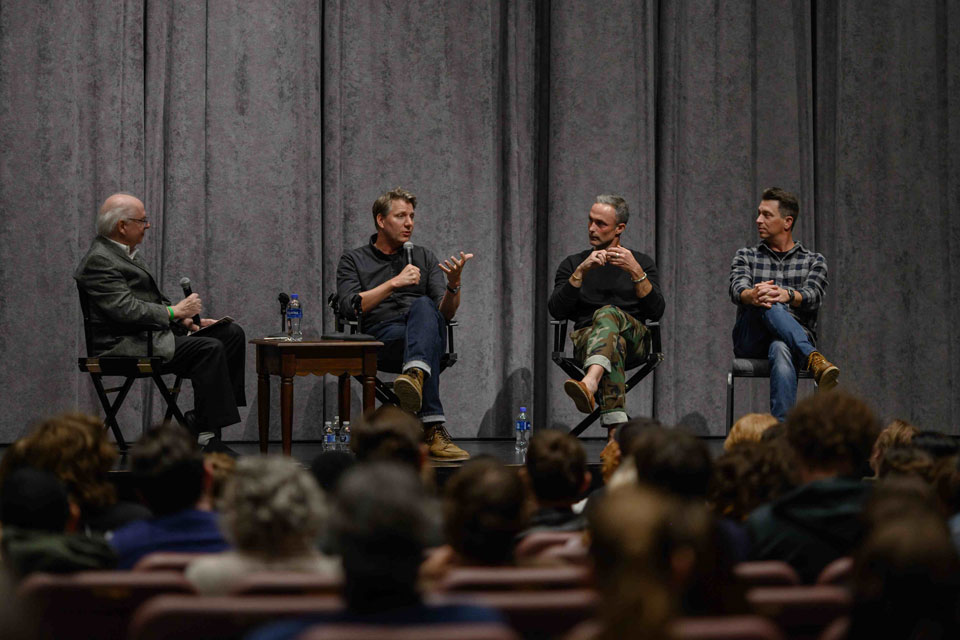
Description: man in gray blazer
xmin=75 ymin=193 xmax=246 ymax=454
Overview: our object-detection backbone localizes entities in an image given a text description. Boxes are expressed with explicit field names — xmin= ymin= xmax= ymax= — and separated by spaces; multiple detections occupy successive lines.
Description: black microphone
xmin=404 ymin=241 xmax=414 ymax=266
xmin=278 ymin=292 xmax=290 ymax=333
xmin=179 ymin=277 xmax=202 ymax=327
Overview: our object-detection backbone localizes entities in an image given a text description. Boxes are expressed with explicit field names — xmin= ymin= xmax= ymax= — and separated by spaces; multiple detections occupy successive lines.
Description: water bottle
xmin=286 ymin=294 xmax=303 ymax=341
xmin=322 ymin=420 xmax=335 ymax=451
xmin=515 ymin=407 xmax=530 ymax=452
xmin=340 ymin=421 xmax=351 ymax=453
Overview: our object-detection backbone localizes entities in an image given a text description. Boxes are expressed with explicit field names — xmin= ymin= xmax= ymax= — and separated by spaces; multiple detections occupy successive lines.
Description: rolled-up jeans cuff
xmin=583 ymin=355 xmax=612 ymax=373
xmin=403 ymin=360 xmax=432 ymax=377
xmin=421 ymin=414 xmax=445 ymax=424
xmin=601 ymin=411 xmax=628 ymax=426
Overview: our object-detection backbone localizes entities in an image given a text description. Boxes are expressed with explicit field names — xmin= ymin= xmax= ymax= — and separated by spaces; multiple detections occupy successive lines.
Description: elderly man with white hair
xmin=74 ymin=193 xmax=246 ymax=454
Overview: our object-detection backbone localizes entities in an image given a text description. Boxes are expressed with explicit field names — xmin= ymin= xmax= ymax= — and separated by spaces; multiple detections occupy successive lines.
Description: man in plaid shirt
xmin=729 ymin=187 xmax=839 ymax=420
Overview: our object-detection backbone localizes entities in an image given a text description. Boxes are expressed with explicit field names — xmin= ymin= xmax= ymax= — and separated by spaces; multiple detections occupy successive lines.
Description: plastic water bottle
xmin=340 ymin=421 xmax=351 ymax=453
xmin=286 ymin=294 xmax=303 ymax=341
xmin=322 ymin=421 xmax=335 ymax=451
xmin=515 ymin=407 xmax=530 ymax=452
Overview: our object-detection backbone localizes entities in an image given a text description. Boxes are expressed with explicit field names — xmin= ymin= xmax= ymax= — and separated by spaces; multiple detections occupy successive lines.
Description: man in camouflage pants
xmin=548 ymin=195 xmax=665 ymax=437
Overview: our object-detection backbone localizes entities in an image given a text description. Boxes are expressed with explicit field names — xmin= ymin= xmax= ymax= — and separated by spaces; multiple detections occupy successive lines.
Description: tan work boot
xmin=394 ymin=367 xmax=424 ymax=414
xmin=807 ymin=351 xmax=839 ymax=391
xmin=424 ymin=423 xmax=470 ymax=460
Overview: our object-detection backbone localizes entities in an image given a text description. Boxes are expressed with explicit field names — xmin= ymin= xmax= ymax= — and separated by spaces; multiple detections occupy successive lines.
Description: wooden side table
xmin=250 ymin=339 xmax=382 ymax=455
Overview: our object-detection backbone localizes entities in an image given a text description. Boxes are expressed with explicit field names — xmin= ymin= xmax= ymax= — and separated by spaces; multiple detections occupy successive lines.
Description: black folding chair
xmin=76 ymin=285 xmax=186 ymax=450
xmin=550 ymin=319 xmax=663 ymax=437
xmin=327 ymin=293 xmax=458 ymax=406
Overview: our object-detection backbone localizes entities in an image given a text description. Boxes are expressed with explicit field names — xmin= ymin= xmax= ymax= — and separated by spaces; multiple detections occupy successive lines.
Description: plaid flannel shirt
xmin=729 ymin=242 xmax=828 ymax=339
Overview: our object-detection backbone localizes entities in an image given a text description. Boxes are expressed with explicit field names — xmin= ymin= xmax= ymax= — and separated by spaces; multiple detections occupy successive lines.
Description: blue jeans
xmin=732 ymin=303 xmax=816 ymax=421
xmin=367 ymin=296 xmax=446 ymax=424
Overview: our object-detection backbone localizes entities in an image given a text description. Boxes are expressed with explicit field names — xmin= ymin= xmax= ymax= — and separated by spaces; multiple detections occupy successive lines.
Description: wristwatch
xmin=786 ymin=288 xmax=795 ymax=304
xmin=446 ymin=284 xmax=461 ymax=294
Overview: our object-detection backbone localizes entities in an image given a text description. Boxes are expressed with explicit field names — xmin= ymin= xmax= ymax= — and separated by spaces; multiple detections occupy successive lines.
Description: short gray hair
xmin=595 ymin=195 xmax=629 ymax=224
xmin=96 ymin=203 xmax=137 ymax=237
xmin=220 ymin=456 xmax=327 ymax=556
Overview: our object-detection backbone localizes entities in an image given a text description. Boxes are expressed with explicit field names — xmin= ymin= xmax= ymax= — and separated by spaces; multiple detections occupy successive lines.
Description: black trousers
xmin=161 ymin=322 xmax=247 ymax=433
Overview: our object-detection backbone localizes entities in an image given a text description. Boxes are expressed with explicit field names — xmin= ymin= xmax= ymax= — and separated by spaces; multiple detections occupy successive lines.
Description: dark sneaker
xmin=202 ymin=437 xmax=239 ymax=458
xmin=807 ymin=351 xmax=839 ymax=391
xmin=424 ymin=423 xmax=470 ymax=461
xmin=394 ymin=367 xmax=425 ymax=414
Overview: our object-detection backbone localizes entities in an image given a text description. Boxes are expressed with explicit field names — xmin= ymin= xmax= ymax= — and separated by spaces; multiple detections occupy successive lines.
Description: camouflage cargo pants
xmin=570 ymin=305 xmax=649 ymax=426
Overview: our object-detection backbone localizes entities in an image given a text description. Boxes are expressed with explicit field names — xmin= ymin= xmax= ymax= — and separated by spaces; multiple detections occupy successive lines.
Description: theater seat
xmin=133 ymin=551 xmax=211 ymax=572
xmin=229 ymin=571 xmax=343 ymax=595
xmin=514 ymin=531 xmax=584 ymax=560
xmin=816 ymin=557 xmax=853 ymax=586
xmin=734 ymin=561 xmax=801 ymax=587
xmin=129 ymin=594 xmax=343 ymax=640
xmin=673 ymin=616 xmax=785 ymax=640
xmin=432 ymin=589 xmax=600 ymax=639
xmin=747 ymin=585 xmax=851 ymax=640
xmin=19 ymin=570 xmax=194 ymax=640
xmin=299 ymin=623 xmax=521 ymax=640
xmin=437 ymin=565 xmax=593 ymax=592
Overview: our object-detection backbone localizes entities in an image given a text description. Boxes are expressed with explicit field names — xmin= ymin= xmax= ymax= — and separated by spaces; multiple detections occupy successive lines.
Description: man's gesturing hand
xmin=392 ymin=264 xmax=421 ymax=289
xmin=172 ymin=293 xmax=202 ymax=320
xmin=438 ymin=251 xmax=474 ymax=287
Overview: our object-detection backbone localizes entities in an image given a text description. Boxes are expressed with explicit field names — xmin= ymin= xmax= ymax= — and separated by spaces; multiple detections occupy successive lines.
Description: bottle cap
xmin=291 ymin=293 xmax=299 ymax=298
xmin=520 ymin=407 xmax=527 ymax=412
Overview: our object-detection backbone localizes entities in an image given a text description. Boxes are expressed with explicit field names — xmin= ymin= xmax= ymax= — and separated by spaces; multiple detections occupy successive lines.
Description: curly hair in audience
xmin=443 ymin=458 xmax=529 ymax=566
xmin=220 ymin=456 xmax=326 ymax=557
xmin=709 ymin=442 xmax=798 ymax=520
xmin=0 ymin=412 xmax=117 ymax=512
xmin=525 ymin=430 xmax=587 ymax=503
xmin=869 ymin=419 xmax=918 ymax=474
xmin=352 ymin=405 xmax=424 ymax=470
xmin=724 ymin=413 xmax=779 ymax=451
xmin=785 ymin=391 xmax=879 ymax=476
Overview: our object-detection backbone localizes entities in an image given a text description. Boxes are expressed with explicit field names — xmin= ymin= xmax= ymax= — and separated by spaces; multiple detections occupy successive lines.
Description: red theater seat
xmin=438 ymin=565 xmax=593 ymax=592
xmin=734 ymin=561 xmax=801 ymax=587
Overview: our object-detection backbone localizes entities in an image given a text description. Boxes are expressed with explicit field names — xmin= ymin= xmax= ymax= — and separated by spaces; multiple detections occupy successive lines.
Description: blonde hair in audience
xmin=870 ymin=419 xmax=919 ymax=476
xmin=724 ymin=413 xmax=779 ymax=451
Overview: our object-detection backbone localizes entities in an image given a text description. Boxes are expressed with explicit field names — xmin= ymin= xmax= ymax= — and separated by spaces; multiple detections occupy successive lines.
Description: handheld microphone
xmin=403 ymin=241 xmax=414 ymax=266
xmin=179 ymin=277 xmax=202 ymax=327
xmin=278 ymin=292 xmax=290 ymax=332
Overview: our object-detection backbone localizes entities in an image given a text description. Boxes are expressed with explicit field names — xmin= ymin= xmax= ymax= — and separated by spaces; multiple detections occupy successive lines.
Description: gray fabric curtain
xmin=1 ymin=0 xmax=957 ymax=443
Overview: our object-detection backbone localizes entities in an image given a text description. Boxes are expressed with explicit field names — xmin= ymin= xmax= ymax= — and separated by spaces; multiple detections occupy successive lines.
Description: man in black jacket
xmin=548 ymin=195 xmax=665 ymax=437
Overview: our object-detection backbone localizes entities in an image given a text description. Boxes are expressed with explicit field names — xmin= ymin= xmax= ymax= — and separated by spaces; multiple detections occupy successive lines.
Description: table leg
xmin=258 ymin=372 xmax=270 ymax=453
xmin=362 ymin=374 xmax=376 ymax=414
xmin=280 ymin=375 xmax=293 ymax=456
xmin=339 ymin=373 xmax=351 ymax=423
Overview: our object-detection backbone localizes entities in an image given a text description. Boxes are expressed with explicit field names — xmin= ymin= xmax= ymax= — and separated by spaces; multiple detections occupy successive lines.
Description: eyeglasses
xmin=124 ymin=217 xmax=149 ymax=226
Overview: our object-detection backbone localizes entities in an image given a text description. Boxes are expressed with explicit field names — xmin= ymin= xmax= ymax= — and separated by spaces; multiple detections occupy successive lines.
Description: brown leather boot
xmin=424 ymin=423 xmax=470 ymax=460
xmin=807 ymin=351 xmax=839 ymax=391
xmin=393 ymin=367 xmax=424 ymax=414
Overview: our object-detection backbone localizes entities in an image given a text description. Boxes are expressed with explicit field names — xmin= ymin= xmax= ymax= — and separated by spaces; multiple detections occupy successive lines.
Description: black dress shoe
xmin=202 ymin=437 xmax=239 ymax=458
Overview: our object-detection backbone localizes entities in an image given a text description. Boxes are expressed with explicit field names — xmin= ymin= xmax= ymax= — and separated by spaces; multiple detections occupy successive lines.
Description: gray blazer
xmin=74 ymin=236 xmax=178 ymax=360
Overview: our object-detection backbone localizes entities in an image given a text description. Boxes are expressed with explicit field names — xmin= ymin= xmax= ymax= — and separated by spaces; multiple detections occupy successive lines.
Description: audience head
xmin=759 ymin=421 xmax=786 ymax=443
xmin=204 ymin=452 xmax=236 ymax=504
xmin=630 ymin=426 xmax=712 ymax=500
xmin=709 ymin=442 xmax=798 ymax=521
xmin=724 ymin=413 xmax=778 ymax=451
xmin=352 ymin=406 xmax=425 ymax=470
xmin=130 ymin=423 xmax=205 ymax=516
xmin=869 ymin=419 xmax=918 ymax=475
xmin=333 ymin=462 xmax=433 ymax=612
xmin=850 ymin=510 xmax=960 ymax=638
xmin=600 ymin=417 xmax=662 ymax=484
xmin=524 ymin=430 xmax=589 ymax=505
xmin=310 ymin=450 xmax=356 ymax=494
xmin=0 ymin=468 xmax=70 ymax=533
xmin=443 ymin=458 xmax=528 ymax=566
xmin=785 ymin=391 xmax=879 ymax=479
xmin=220 ymin=456 xmax=327 ymax=558
xmin=876 ymin=446 xmax=935 ymax=483
xmin=0 ymin=412 xmax=117 ymax=516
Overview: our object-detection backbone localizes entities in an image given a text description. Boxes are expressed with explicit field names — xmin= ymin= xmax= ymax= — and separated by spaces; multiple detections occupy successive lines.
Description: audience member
xmin=247 ymin=463 xmax=501 ymax=640
xmin=0 ymin=412 xmax=150 ymax=533
xmin=520 ymin=430 xmax=590 ymax=537
xmin=630 ymin=425 xmax=713 ymax=500
xmin=759 ymin=421 xmax=786 ymax=442
xmin=0 ymin=467 xmax=116 ymax=579
xmin=204 ymin=452 xmax=236 ymax=505
xmin=351 ymin=405 xmax=436 ymax=488
xmin=109 ymin=423 xmax=228 ymax=569
xmin=747 ymin=391 xmax=879 ymax=582
xmin=848 ymin=511 xmax=960 ymax=639
xmin=599 ymin=417 xmax=661 ymax=487
xmin=911 ymin=430 xmax=960 ymax=460
xmin=876 ymin=446 xmax=935 ymax=482
xmin=709 ymin=441 xmax=798 ymax=521
xmin=724 ymin=413 xmax=778 ymax=451
xmin=869 ymin=418 xmax=918 ymax=476
xmin=186 ymin=456 xmax=338 ymax=594
xmin=309 ymin=450 xmax=356 ymax=494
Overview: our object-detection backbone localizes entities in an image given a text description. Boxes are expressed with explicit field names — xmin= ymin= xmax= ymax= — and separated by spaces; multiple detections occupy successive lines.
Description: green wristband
xmin=167 ymin=306 xmax=175 ymax=321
